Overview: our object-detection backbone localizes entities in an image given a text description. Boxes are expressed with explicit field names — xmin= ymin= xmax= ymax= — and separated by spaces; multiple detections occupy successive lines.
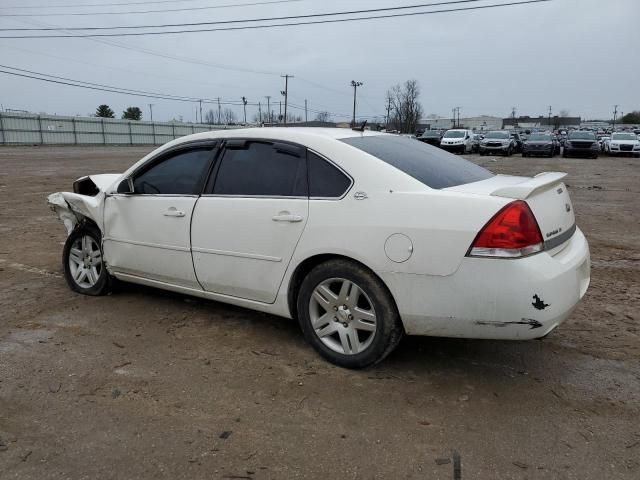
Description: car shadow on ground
xmin=113 ymin=281 xmax=550 ymax=382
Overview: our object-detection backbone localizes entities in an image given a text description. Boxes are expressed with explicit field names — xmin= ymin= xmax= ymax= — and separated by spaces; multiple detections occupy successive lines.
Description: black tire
xmin=592 ymin=154 xmax=599 ymax=159
xmin=563 ymin=150 xmax=568 ymax=158
xmin=506 ymin=147 xmax=513 ymax=157
xmin=63 ymin=223 xmax=110 ymax=296
xmin=522 ymin=153 xmax=528 ymax=158
xmin=296 ymin=259 xmax=403 ymax=369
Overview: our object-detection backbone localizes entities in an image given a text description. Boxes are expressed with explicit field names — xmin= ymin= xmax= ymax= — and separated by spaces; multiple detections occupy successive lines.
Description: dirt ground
xmin=0 ymin=145 xmax=638 ymax=480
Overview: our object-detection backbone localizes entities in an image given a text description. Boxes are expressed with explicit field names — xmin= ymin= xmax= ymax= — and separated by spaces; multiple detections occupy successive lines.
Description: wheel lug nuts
xmin=333 ymin=306 xmax=338 ymax=311
xmin=348 ymin=314 xmax=354 ymax=320
xmin=342 ymin=322 xmax=348 ymax=327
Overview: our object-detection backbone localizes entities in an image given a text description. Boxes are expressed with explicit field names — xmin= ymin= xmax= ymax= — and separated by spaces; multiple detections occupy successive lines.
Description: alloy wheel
xmin=309 ymin=278 xmax=377 ymax=355
xmin=68 ymin=234 xmax=102 ymax=289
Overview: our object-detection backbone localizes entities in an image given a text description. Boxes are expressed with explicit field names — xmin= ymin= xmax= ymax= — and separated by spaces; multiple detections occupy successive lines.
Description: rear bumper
xmin=381 ymin=227 xmax=590 ymax=340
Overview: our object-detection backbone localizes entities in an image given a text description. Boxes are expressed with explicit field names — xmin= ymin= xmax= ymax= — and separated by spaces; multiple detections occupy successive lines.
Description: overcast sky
xmin=0 ymin=0 xmax=637 ymax=122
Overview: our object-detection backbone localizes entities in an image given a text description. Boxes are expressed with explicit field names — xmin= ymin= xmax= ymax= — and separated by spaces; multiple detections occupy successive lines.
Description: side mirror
xmin=116 ymin=178 xmax=133 ymax=194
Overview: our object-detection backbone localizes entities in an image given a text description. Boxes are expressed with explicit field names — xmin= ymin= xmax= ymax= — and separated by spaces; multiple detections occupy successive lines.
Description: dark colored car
xmin=563 ymin=131 xmax=599 ymax=159
xmin=417 ymin=130 xmax=443 ymax=147
xmin=510 ymin=132 xmax=524 ymax=153
xmin=522 ymin=133 xmax=558 ymax=157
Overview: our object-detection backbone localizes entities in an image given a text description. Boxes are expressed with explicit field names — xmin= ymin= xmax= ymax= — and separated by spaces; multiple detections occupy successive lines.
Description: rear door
xmin=191 ymin=140 xmax=308 ymax=303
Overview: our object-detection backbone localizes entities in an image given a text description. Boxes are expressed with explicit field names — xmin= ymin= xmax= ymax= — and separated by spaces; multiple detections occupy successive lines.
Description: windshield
xmin=568 ymin=131 xmax=596 ymax=140
xmin=422 ymin=131 xmax=441 ymax=137
xmin=485 ymin=131 xmax=510 ymax=139
xmin=528 ymin=134 xmax=551 ymax=141
xmin=612 ymin=133 xmax=636 ymax=140
xmin=443 ymin=130 xmax=465 ymax=138
xmin=341 ymin=135 xmax=493 ymax=189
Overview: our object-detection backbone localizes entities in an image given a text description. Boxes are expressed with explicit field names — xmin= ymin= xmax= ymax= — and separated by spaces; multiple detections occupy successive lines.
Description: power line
xmin=0 ymin=1 xmax=553 ymax=38
xmin=0 ymin=65 xmax=364 ymax=119
xmin=0 ymin=0 xmax=235 ymax=9
xmin=0 ymin=1 xmax=490 ymax=30
xmin=0 ymin=0 xmax=305 ymax=17
xmin=0 ymin=65 xmax=259 ymax=105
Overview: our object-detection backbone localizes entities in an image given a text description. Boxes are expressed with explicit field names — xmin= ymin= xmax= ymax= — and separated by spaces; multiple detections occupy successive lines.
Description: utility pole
xmin=350 ymin=80 xmax=363 ymax=127
xmin=548 ymin=105 xmax=552 ymax=129
xmin=242 ymin=96 xmax=248 ymax=124
xmin=456 ymin=107 xmax=461 ymax=128
xmin=265 ymin=96 xmax=271 ymax=124
xmin=281 ymin=74 xmax=293 ymax=126
xmin=279 ymin=101 xmax=282 ymax=123
xmin=511 ymin=107 xmax=517 ymax=129
xmin=304 ymin=99 xmax=308 ymax=123
xmin=216 ymin=98 xmax=221 ymax=125
xmin=613 ymin=105 xmax=618 ymax=130
xmin=199 ymin=99 xmax=203 ymax=124
xmin=385 ymin=97 xmax=392 ymax=130
xmin=258 ymin=102 xmax=262 ymax=124
xmin=148 ymin=103 xmax=154 ymax=122
xmin=452 ymin=108 xmax=456 ymax=128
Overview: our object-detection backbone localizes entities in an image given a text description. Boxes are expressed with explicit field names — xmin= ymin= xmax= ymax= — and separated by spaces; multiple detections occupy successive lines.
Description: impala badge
xmin=354 ymin=191 xmax=368 ymax=200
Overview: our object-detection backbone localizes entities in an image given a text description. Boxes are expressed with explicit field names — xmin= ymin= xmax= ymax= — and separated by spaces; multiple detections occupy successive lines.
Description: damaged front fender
xmin=47 ymin=174 xmax=119 ymax=235
xmin=47 ymin=191 xmax=104 ymax=235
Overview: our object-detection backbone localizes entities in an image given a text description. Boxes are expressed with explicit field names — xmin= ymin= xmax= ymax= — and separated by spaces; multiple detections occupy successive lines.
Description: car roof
xmin=173 ymin=127 xmax=388 ymax=144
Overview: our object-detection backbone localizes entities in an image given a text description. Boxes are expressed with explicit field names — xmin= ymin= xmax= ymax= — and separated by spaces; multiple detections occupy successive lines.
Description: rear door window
xmin=212 ymin=141 xmax=307 ymax=197
xmin=341 ymin=135 xmax=493 ymax=189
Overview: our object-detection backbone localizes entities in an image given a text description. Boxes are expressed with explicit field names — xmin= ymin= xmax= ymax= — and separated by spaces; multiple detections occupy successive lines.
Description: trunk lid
xmin=446 ymin=172 xmax=576 ymax=251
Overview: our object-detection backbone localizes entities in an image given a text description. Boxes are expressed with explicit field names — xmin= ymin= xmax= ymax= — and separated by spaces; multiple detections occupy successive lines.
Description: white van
xmin=439 ymin=129 xmax=474 ymax=154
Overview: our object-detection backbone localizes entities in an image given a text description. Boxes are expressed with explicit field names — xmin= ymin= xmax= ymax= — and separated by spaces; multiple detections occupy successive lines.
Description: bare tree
xmin=204 ymin=109 xmax=216 ymax=125
xmin=222 ymin=108 xmax=237 ymax=125
xmin=559 ymin=109 xmax=570 ymax=118
xmin=387 ymin=80 xmax=424 ymax=133
xmin=315 ymin=111 xmax=331 ymax=122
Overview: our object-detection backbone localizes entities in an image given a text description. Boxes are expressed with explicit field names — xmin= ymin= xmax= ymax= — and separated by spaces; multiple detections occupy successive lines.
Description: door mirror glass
xmin=116 ymin=178 xmax=133 ymax=194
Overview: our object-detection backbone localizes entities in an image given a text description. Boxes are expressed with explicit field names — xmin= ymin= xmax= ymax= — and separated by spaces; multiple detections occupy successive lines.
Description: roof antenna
xmin=352 ymin=120 xmax=367 ymax=132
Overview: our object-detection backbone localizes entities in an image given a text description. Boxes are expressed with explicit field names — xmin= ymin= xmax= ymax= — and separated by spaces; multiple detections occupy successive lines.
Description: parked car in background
xmin=479 ymin=130 xmax=515 ymax=156
xmin=522 ymin=132 xmax=558 ymax=157
xmin=510 ymin=132 xmax=524 ymax=153
xmin=439 ymin=129 xmax=474 ymax=154
xmin=47 ymin=127 xmax=590 ymax=368
xmin=563 ymin=131 xmax=599 ymax=158
xmin=471 ymin=134 xmax=483 ymax=153
xmin=599 ymin=136 xmax=610 ymax=152
xmin=417 ymin=129 xmax=443 ymax=147
xmin=607 ymin=132 xmax=640 ymax=157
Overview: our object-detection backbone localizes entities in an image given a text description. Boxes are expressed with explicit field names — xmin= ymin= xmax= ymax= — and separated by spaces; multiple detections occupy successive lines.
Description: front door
xmin=103 ymin=145 xmax=216 ymax=288
xmin=191 ymin=140 xmax=308 ymax=303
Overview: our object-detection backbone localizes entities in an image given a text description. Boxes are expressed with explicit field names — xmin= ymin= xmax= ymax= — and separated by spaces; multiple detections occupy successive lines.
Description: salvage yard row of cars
xmin=417 ymin=128 xmax=640 ymax=158
xmin=49 ymin=127 xmax=591 ymax=368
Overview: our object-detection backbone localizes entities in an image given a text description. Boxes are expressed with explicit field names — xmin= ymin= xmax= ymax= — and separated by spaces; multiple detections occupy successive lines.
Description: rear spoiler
xmin=490 ymin=172 xmax=567 ymax=200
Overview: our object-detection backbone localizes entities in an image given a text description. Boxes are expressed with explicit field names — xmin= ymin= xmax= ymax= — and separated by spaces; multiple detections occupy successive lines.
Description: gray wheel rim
xmin=309 ymin=278 xmax=377 ymax=355
xmin=68 ymin=234 xmax=102 ymax=289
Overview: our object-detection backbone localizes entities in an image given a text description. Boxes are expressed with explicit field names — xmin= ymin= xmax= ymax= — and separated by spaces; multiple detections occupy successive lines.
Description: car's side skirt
xmin=112 ymin=272 xmax=292 ymax=319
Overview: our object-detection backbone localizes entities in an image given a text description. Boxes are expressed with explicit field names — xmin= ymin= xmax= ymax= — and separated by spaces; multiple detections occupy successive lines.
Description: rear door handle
xmin=163 ymin=207 xmax=186 ymax=217
xmin=272 ymin=214 xmax=303 ymax=223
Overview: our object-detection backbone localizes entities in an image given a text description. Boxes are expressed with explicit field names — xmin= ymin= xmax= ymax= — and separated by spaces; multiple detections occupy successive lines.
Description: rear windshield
xmin=485 ymin=131 xmax=510 ymax=139
xmin=422 ymin=131 xmax=441 ymax=137
xmin=341 ymin=135 xmax=494 ymax=189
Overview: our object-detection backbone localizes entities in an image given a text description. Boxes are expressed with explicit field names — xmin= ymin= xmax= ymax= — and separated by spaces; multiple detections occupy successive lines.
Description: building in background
xmin=421 ymin=115 xmax=503 ymax=131
xmin=502 ymin=115 xmax=581 ymax=130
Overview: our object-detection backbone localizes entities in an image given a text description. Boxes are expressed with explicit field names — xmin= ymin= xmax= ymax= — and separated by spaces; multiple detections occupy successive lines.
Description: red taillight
xmin=468 ymin=200 xmax=544 ymax=258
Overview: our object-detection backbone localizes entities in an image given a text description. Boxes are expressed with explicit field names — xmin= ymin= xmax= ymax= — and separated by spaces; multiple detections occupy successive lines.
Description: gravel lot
xmin=1 ymin=145 xmax=638 ymax=480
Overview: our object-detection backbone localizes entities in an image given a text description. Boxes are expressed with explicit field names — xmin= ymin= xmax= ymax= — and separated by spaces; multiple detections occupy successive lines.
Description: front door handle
xmin=163 ymin=207 xmax=186 ymax=217
xmin=272 ymin=213 xmax=303 ymax=223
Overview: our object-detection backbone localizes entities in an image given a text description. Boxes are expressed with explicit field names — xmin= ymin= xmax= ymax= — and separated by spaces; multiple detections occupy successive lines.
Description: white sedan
xmin=48 ymin=128 xmax=590 ymax=368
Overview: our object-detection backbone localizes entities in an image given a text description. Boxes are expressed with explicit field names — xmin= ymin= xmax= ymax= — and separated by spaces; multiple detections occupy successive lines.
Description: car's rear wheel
xmin=297 ymin=259 xmax=403 ymax=369
xmin=63 ymin=224 xmax=110 ymax=296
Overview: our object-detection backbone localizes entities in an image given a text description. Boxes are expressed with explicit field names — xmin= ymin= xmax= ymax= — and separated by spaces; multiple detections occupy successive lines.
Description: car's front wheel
xmin=63 ymin=224 xmax=110 ymax=296
xmin=297 ymin=259 xmax=403 ymax=369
